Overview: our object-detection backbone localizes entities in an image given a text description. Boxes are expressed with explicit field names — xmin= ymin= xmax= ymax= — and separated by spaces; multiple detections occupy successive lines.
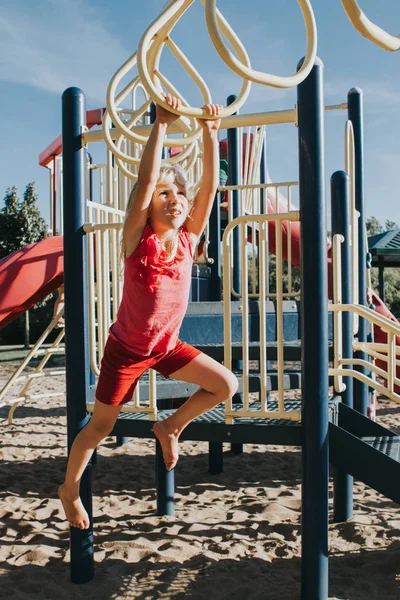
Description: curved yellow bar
xmin=137 ymin=0 xmax=251 ymax=118
xmin=204 ymin=0 xmax=317 ymax=88
xmin=341 ymin=0 xmax=400 ymax=51
xmin=106 ymin=4 xmax=204 ymax=146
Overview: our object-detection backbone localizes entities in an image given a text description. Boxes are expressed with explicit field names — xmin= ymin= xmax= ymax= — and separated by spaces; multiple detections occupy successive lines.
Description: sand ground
xmin=0 ymin=352 xmax=399 ymax=600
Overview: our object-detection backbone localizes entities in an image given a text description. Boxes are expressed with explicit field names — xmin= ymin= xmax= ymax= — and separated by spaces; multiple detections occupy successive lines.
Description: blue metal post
xmin=150 ymin=102 xmax=168 ymax=159
xmin=378 ymin=256 xmax=385 ymax=303
xmin=227 ymin=94 xmax=241 ymax=297
xmin=156 ymin=441 xmax=175 ymax=516
xmin=348 ymin=89 xmax=369 ymax=416
xmin=227 ymin=95 xmax=243 ymax=455
xmin=331 ymin=171 xmax=354 ymax=522
xmin=209 ymin=191 xmax=222 ymax=301
xmin=209 ymin=441 xmax=224 ymax=474
xmin=259 ymin=131 xmax=271 ymax=399
xmin=297 ymin=59 xmax=329 ymax=600
xmin=62 ymin=87 xmax=94 ymax=584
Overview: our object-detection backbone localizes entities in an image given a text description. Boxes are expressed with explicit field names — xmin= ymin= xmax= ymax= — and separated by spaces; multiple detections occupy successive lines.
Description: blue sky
xmin=0 ymin=0 xmax=399 ymax=226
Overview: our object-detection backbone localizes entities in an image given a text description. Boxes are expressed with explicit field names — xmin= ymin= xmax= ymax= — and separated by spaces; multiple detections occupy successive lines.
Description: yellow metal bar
xmin=149 ymin=369 xmax=158 ymax=420
xmin=223 ymin=226 xmax=233 ymax=422
xmin=332 ymin=234 xmax=345 ymax=392
xmin=241 ymin=222 xmax=249 ymax=412
xmin=341 ymin=0 xmax=400 ymax=51
xmin=388 ymin=332 xmax=395 ymax=393
xmin=329 ymin=303 xmax=400 ymax=337
xmin=224 ymin=409 xmax=302 ymax=421
xmin=83 ymin=104 xmax=346 ymax=146
xmin=354 ymin=341 xmax=400 ymax=358
xmin=204 ymin=0 xmax=317 ymax=88
xmin=275 ymin=220 xmax=285 ymax=412
xmin=220 ymin=181 xmax=300 ymax=192
xmin=329 ymin=367 xmax=400 ymax=404
xmin=287 ymin=187 xmax=292 ymax=294
xmin=259 ymin=221 xmax=268 ymax=411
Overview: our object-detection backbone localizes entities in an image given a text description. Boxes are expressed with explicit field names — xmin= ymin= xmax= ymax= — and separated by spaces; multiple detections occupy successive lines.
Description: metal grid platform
xmin=110 ymin=398 xmax=340 ymax=446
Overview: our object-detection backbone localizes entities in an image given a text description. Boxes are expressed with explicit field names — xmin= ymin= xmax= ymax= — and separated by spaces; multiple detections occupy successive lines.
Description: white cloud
xmin=0 ymin=0 xmax=130 ymax=104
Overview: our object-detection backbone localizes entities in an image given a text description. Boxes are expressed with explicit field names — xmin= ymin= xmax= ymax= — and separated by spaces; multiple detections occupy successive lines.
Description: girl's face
xmin=150 ymin=180 xmax=189 ymax=231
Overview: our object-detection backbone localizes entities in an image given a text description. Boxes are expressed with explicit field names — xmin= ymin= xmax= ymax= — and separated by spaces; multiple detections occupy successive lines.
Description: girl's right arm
xmin=123 ymin=94 xmax=181 ymax=257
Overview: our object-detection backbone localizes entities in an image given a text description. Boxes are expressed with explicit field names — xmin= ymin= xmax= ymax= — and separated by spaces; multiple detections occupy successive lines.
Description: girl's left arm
xmin=185 ymin=104 xmax=222 ymax=238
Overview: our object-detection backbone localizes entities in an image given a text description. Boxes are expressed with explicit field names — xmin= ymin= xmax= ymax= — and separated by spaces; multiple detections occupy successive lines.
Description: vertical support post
xmin=62 ymin=87 xmax=94 ymax=584
xmin=227 ymin=94 xmax=241 ymax=297
xmin=298 ymin=59 xmax=329 ymax=600
xmin=259 ymin=131 xmax=271 ymax=397
xmin=150 ymin=102 xmax=168 ymax=159
xmin=227 ymin=95 xmax=243 ymax=454
xmin=156 ymin=440 xmax=175 ymax=516
xmin=348 ymin=89 xmax=369 ymax=416
xmin=209 ymin=442 xmax=224 ymax=474
xmin=24 ymin=310 xmax=30 ymax=350
xmin=87 ymin=152 xmax=97 ymax=398
xmin=209 ymin=191 xmax=222 ymax=300
xmin=52 ymin=155 xmax=57 ymax=235
xmin=260 ymin=131 xmax=268 ymax=214
xmin=331 ymin=171 xmax=354 ymax=522
xmin=378 ymin=256 xmax=385 ymax=303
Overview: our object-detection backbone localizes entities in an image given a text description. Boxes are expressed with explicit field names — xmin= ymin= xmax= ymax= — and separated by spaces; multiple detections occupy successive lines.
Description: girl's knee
xmin=86 ymin=414 xmax=116 ymax=440
xmin=218 ymin=371 xmax=239 ymax=400
xmin=88 ymin=400 xmax=121 ymax=440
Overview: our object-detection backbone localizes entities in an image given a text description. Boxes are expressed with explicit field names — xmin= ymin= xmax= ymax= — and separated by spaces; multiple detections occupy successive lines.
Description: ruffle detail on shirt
xmin=130 ymin=225 xmax=188 ymax=293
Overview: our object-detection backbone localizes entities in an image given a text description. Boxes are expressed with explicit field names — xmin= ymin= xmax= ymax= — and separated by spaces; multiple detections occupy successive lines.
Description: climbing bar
xmin=204 ymin=0 xmax=317 ymax=88
xmin=332 ymin=234 xmax=345 ymax=393
xmin=82 ymin=104 xmax=347 ymax=145
xmin=344 ymin=119 xmax=359 ymax=336
xmin=341 ymin=0 xmax=400 ymax=51
xmin=137 ymin=0 xmax=251 ymax=119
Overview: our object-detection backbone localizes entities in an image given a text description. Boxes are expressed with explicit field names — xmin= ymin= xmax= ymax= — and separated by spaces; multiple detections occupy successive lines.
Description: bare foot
xmin=58 ymin=484 xmax=90 ymax=529
xmin=153 ymin=421 xmax=179 ymax=471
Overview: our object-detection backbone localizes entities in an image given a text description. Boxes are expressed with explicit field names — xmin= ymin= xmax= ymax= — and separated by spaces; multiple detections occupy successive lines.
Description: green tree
xmin=0 ymin=183 xmax=48 ymax=258
xmin=0 ymin=187 xmax=21 ymax=257
xmin=366 ymin=216 xmax=383 ymax=236
xmin=371 ymin=267 xmax=400 ymax=316
xmin=385 ymin=219 xmax=399 ymax=231
xmin=0 ymin=184 xmax=52 ymax=346
xmin=366 ymin=216 xmax=400 ymax=317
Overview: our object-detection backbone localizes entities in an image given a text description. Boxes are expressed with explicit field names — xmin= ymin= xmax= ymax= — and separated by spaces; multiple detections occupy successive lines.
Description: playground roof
xmin=39 ymin=108 xmax=105 ymax=168
xmin=368 ymin=229 xmax=400 ymax=267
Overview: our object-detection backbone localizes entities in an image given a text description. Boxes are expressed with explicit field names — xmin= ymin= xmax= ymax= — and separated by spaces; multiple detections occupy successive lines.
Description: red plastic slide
xmin=0 ymin=237 xmax=64 ymax=328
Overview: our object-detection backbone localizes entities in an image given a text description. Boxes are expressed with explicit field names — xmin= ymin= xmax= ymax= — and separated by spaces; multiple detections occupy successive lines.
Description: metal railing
xmin=222 ymin=211 xmax=301 ymax=423
xmin=0 ymin=309 xmax=65 ymax=423
xmin=220 ymin=181 xmax=301 ymax=300
xmin=330 ymin=234 xmax=400 ymax=403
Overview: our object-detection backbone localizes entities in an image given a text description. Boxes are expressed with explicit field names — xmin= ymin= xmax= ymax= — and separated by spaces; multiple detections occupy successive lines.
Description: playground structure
xmin=0 ymin=2 xmax=400 ymax=599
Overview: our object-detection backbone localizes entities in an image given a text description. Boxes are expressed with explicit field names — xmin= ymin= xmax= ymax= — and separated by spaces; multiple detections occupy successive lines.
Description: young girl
xmin=59 ymin=94 xmax=239 ymax=530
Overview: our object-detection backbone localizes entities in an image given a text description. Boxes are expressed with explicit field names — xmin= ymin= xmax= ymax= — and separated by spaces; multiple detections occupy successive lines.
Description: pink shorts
xmin=96 ymin=335 xmax=202 ymax=406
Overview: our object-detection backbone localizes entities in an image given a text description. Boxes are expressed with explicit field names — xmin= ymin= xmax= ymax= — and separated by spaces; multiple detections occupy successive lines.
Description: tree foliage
xmin=0 ymin=184 xmax=54 ymax=345
xmin=370 ymin=267 xmax=400 ymax=316
xmin=366 ymin=216 xmax=399 ymax=236
xmin=367 ymin=216 xmax=400 ymax=317
xmin=247 ymin=253 xmax=301 ymax=296
xmin=0 ymin=183 xmax=48 ymax=259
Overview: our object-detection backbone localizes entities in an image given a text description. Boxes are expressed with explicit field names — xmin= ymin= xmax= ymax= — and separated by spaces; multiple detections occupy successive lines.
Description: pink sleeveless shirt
xmin=111 ymin=223 xmax=194 ymax=356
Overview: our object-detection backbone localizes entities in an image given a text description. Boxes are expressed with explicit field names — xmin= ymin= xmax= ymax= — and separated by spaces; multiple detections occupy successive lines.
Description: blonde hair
xmin=123 ymin=163 xmax=193 ymax=261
